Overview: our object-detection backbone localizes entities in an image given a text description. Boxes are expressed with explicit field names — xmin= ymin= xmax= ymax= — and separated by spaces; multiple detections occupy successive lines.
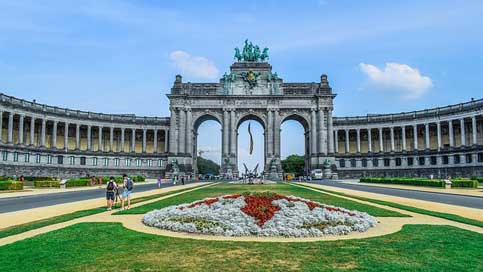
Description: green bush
xmin=0 ymin=180 xmax=24 ymax=190
xmin=451 ymin=179 xmax=479 ymax=188
xmin=34 ymin=180 xmax=61 ymax=188
xmin=65 ymin=178 xmax=90 ymax=187
xmin=360 ymin=177 xmax=444 ymax=187
xmin=23 ymin=176 xmax=57 ymax=182
xmin=132 ymin=176 xmax=145 ymax=182
xmin=470 ymin=176 xmax=483 ymax=183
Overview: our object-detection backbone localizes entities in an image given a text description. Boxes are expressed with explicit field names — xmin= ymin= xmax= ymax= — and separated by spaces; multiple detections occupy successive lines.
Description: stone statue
xmin=235 ymin=39 xmax=269 ymax=62
xmin=253 ymin=45 xmax=261 ymax=61
xmin=260 ymin=48 xmax=269 ymax=61
xmin=273 ymin=72 xmax=278 ymax=80
xmin=171 ymin=158 xmax=180 ymax=174
xmin=234 ymin=48 xmax=242 ymax=62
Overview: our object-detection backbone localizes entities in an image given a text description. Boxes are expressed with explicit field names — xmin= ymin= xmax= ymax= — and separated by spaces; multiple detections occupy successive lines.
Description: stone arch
xmin=280 ymin=111 xmax=311 ymax=131
xmin=192 ymin=111 xmax=222 ymax=131
xmin=236 ymin=111 xmax=267 ymax=129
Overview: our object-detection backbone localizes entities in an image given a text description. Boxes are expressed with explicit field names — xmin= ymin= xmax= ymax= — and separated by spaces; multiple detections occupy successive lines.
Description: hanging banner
xmin=248 ymin=122 xmax=254 ymax=155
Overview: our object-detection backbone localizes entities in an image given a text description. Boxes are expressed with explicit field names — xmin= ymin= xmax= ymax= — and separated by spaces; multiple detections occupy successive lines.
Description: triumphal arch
xmin=167 ymin=40 xmax=336 ymax=179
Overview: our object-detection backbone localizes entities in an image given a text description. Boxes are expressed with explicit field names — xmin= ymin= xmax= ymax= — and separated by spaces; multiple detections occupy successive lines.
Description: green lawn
xmin=1 ymin=222 xmax=482 ymax=271
xmin=295 ymin=183 xmax=483 ymax=228
xmin=115 ymin=182 xmax=407 ymax=217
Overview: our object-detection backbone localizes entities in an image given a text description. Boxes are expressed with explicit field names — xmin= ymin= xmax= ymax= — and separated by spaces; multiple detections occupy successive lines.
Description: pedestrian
xmin=172 ymin=175 xmax=177 ymax=185
xmin=121 ymin=174 xmax=134 ymax=210
xmin=181 ymin=175 xmax=185 ymax=185
xmin=157 ymin=176 xmax=162 ymax=189
xmin=106 ymin=176 xmax=118 ymax=211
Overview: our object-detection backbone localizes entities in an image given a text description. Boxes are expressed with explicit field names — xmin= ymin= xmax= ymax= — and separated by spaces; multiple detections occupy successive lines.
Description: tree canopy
xmin=197 ymin=156 xmax=220 ymax=175
xmin=281 ymin=155 xmax=305 ymax=177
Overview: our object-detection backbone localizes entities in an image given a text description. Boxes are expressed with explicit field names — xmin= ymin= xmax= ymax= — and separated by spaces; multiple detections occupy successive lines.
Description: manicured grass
xmin=0 ymin=185 xmax=202 ymax=239
xmin=1 ymin=222 xmax=482 ymax=271
xmin=296 ymin=183 xmax=483 ymax=228
xmin=117 ymin=183 xmax=407 ymax=217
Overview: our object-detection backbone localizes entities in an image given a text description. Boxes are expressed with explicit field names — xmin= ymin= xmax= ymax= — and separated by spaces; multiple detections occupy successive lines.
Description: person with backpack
xmin=121 ymin=174 xmax=134 ymax=210
xmin=106 ymin=176 xmax=118 ymax=211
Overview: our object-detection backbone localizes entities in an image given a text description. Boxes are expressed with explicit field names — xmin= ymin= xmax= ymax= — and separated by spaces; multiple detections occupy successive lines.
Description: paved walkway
xmin=305 ymin=180 xmax=483 ymax=209
xmin=0 ymin=181 xmax=199 ymax=214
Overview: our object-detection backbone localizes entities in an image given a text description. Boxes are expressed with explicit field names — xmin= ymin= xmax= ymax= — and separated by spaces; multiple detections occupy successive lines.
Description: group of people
xmin=105 ymin=174 xmax=134 ymax=211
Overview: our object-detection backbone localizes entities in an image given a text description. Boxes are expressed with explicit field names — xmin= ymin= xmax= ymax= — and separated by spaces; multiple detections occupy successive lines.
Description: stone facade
xmin=0 ymin=58 xmax=482 ymax=179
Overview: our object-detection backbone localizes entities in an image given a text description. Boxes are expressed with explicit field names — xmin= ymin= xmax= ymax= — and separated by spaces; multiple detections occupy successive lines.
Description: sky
xmin=1 ymin=0 xmax=482 ymax=169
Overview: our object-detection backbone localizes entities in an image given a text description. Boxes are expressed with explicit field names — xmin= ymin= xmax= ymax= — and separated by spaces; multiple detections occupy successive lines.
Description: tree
xmin=197 ymin=156 xmax=220 ymax=175
xmin=281 ymin=155 xmax=305 ymax=177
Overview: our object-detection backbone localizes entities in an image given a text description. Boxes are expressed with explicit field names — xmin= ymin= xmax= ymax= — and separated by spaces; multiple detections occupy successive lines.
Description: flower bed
xmin=143 ymin=192 xmax=377 ymax=237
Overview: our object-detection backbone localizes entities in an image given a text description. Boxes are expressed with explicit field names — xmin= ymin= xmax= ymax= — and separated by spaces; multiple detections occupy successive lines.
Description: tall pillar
xmin=0 ymin=111 xmax=3 ymax=143
xmin=186 ymin=109 xmax=193 ymax=156
xmin=318 ymin=109 xmax=325 ymax=154
xmin=334 ymin=129 xmax=339 ymax=153
xmin=273 ymin=109 xmax=280 ymax=158
xmin=378 ymin=127 xmax=384 ymax=152
xmin=30 ymin=117 xmax=35 ymax=146
xmin=52 ymin=121 xmax=58 ymax=149
xmin=87 ymin=125 xmax=92 ymax=151
xmin=413 ymin=125 xmax=418 ymax=150
xmin=345 ymin=129 xmax=350 ymax=153
xmin=98 ymin=126 xmax=103 ymax=151
xmin=7 ymin=112 xmax=14 ymax=144
xmin=178 ymin=109 xmax=186 ymax=154
xmin=75 ymin=124 xmax=80 ymax=150
xmin=311 ymin=109 xmax=317 ymax=154
xmin=367 ymin=128 xmax=372 ymax=153
xmin=390 ymin=127 xmax=395 ymax=152
xmin=448 ymin=120 xmax=454 ymax=147
xmin=40 ymin=119 xmax=46 ymax=147
xmin=327 ymin=109 xmax=334 ymax=154
xmin=424 ymin=123 xmax=430 ymax=149
xmin=153 ymin=129 xmax=158 ymax=153
xmin=460 ymin=118 xmax=466 ymax=146
xmin=131 ymin=128 xmax=136 ymax=152
xmin=109 ymin=127 xmax=114 ymax=152
xmin=164 ymin=129 xmax=169 ymax=153
xmin=142 ymin=129 xmax=147 ymax=153
xmin=230 ymin=110 xmax=237 ymax=157
xmin=222 ymin=110 xmax=230 ymax=159
xmin=356 ymin=129 xmax=361 ymax=153
xmin=436 ymin=122 xmax=442 ymax=150
xmin=18 ymin=115 xmax=24 ymax=145
xmin=266 ymin=110 xmax=273 ymax=157
xmin=64 ymin=122 xmax=69 ymax=150
xmin=169 ymin=108 xmax=177 ymax=154
xmin=120 ymin=128 xmax=125 ymax=152
xmin=401 ymin=126 xmax=406 ymax=151
xmin=472 ymin=116 xmax=477 ymax=145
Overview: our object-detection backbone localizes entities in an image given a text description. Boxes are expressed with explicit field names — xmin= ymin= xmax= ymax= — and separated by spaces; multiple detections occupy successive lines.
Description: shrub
xmin=451 ymin=179 xmax=478 ymax=188
xmin=65 ymin=178 xmax=90 ymax=187
xmin=0 ymin=180 xmax=24 ymax=190
xmin=23 ymin=176 xmax=57 ymax=182
xmin=470 ymin=176 xmax=483 ymax=183
xmin=34 ymin=180 xmax=61 ymax=188
xmin=132 ymin=176 xmax=145 ymax=182
xmin=360 ymin=177 xmax=444 ymax=187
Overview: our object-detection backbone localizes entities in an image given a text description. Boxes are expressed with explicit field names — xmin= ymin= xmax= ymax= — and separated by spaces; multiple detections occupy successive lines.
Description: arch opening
xmin=281 ymin=114 xmax=310 ymax=179
xmin=193 ymin=115 xmax=222 ymax=179
xmin=237 ymin=117 xmax=265 ymax=177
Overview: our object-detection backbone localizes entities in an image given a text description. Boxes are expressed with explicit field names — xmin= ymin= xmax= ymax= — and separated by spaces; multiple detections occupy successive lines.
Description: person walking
xmin=181 ymin=175 xmax=185 ymax=185
xmin=121 ymin=174 xmax=134 ymax=210
xmin=106 ymin=177 xmax=118 ymax=211
xmin=157 ymin=176 xmax=162 ymax=189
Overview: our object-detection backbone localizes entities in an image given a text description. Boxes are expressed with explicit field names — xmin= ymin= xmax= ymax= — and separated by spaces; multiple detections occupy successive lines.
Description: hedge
xmin=23 ymin=176 xmax=57 ymax=182
xmin=360 ymin=177 xmax=444 ymax=187
xmin=65 ymin=178 xmax=90 ymax=187
xmin=0 ymin=180 xmax=24 ymax=190
xmin=101 ymin=176 xmax=145 ymax=183
xmin=470 ymin=176 xmax=483 ymax=183
xmin=451 ymin=179 xmax=479 ymax=188
xmin=34 ymin=180 xmax=61 ymax=188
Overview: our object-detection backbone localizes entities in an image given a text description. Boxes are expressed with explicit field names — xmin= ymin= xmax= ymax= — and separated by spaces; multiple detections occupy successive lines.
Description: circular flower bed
xmin=143 ymin=192 xmax=377 ymax=237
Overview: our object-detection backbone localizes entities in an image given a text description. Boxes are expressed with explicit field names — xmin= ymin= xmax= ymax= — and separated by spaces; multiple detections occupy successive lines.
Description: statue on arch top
xmin=233 ymin=39 xmax=269 ymax=62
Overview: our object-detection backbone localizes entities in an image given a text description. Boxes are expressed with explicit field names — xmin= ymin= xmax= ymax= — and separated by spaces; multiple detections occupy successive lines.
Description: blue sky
xmin=1 ymin=0 xmax=482 ymax=168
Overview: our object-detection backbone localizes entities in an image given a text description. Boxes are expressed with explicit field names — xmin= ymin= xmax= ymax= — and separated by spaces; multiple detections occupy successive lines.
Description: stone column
xmin=318 ymin=109 xmax=325 ymax=154
xmin=424 ymin=123 xmax=430 ymax=149
xmin=131 ymin=128 xmax=136 ymax=152
xmin=164 ymin=129 xmax=169 ymax=153
xmin=472 ymin=116 xmax=477 ymax=145
xmin=390 ymin=127 xmax=395 ymax=152
xmin=153 ymin=129 xmax=158 ymax=153
xmin=460 ymin=118 xmax=466 ymax=146
xmin=40 ymin=119 xmax=46 ymax=147
xmin=142 ymin=129 xmax=147 ymax=153
xmin=266 ymin=110 xmax=273 ymax=157
xmin=401 ymin=126 xmax=406 ymax=151
xmin=109 ymin=127 xmax=114 ymax=152
xmin=98 ymin=126 xmax=103 ymax=151
xmin=413 ymin=125 xmax=418 ymax=150
xmin=64 ymin=122 xmax=69 ymax=150
xmin=120 ymin=128 xmax=125 ymax=152
xmin=378 ymin=127 xmax=384 ymax=152
xmin=311 ymin=109 xmax=317 ymax=155
xmin=52 ymin=121 xmax=58 ymax=149
xmin=0 ymin=111 xmax=2 ymax=143
xmin=356 ymin=128 xmax=361 ymax=153
xmin=367 ymin=128 xmax=372 ymax=153
xmin=87 ymin=125 xmax=92 ymax=151
xmin=222 ymin=109 xmax=229 ymax=159
xmin=273 ymin=109 xmax=280 ymax=158
xmin=327 ymin=109 xmax=334 ymax=154
xmin=169 ymin=108 xmax=177 ymax=154
xmin=7 ymin=112 xmax=14 ymax=144
xmin=186 ymin=109 xmax=193 ymax=156
xmin=75 ymin=124 xmax=80 ymax=150
xmin=448 ymin=120 xmax=454 ymax=147
xmin=344 ymin=129 xmax=350 ymax=153
xmin=30 ymin=117 xmax=35 ymax=146
xmin=437 ymin=122 xmax=442 ymax=150
xmin=334 ymin=129 xmax=339 ymax=153
xmin=230 ymin=110 xmax=237 ymax=157
xmin=178 ymin=109 xmax=186 ymax=154
xmin=18 ymin=115 xmax=24 ymax=145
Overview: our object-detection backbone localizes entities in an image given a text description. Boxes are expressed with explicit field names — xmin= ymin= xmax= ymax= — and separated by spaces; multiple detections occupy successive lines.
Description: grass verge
xmin=296 ymin=183 xmax=483 ymax=228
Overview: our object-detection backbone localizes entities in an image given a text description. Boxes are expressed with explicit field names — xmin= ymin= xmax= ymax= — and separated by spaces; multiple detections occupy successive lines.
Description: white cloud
xmin=169 ymin=50 xmax=219 ymax=80
xmin=359 ymin=62 xmax=433 ymax=99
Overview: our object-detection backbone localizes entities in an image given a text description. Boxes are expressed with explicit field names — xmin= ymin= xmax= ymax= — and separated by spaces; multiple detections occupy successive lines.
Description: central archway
xmin=192 ymin=113 xmax=222 ymax=178
xmin=280 ymin=113 xmax=311 ymax=179
xmin=237 ymin=113 xmax=266 ymax=177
